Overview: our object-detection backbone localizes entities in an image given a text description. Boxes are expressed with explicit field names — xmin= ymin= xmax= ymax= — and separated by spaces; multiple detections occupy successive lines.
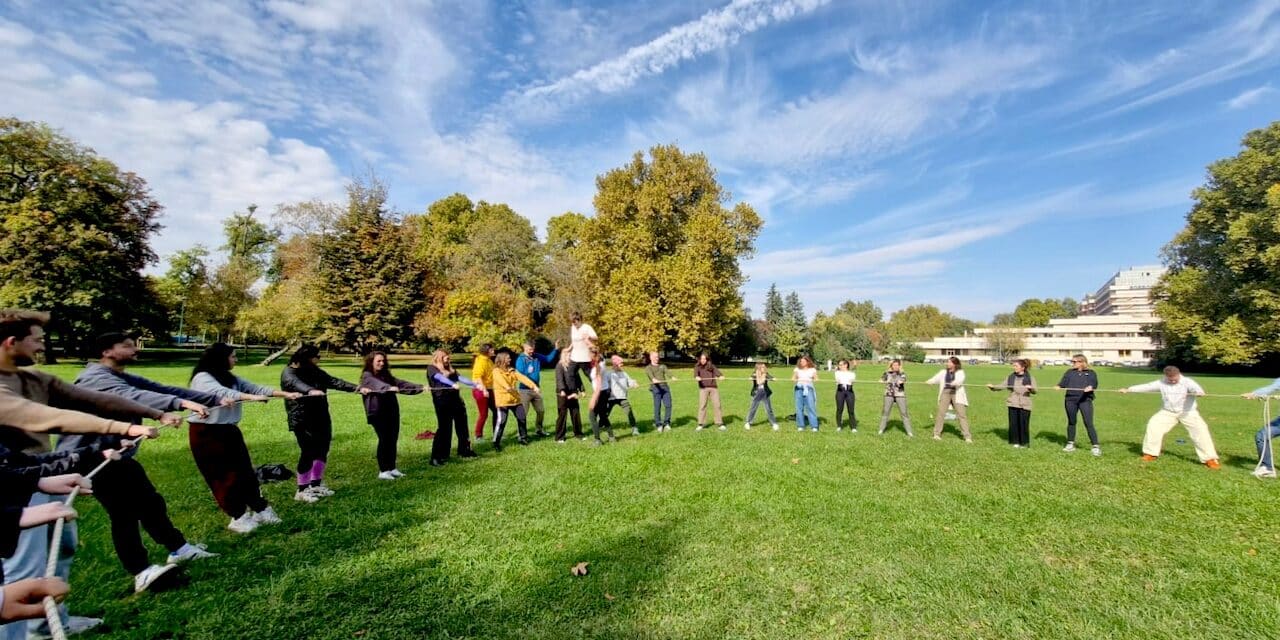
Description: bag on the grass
xmin=256 ymin=463 xmax=295 ymax=484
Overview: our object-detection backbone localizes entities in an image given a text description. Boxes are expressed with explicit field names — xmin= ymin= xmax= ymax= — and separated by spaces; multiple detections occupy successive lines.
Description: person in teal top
xmin=515 ymin=340 xmax=559 ymax=437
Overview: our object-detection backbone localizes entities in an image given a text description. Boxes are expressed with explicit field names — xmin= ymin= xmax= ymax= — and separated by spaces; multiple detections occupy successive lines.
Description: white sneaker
xmin=696 ymin=425 xmax=705 ymax=431
xmin=797 ymin=426 xmax=804 ymax=432
xmin=771 ymin=424 xmax=779 ymax=431
xmin=227 ymin=513 xmax=259 ymax=533
xmin=134 ymin=563 xmax=179 ymax=593
xmin=310 ymin=485 xmax=335 ymax=497
xmin=632 ymin=427 xmax=640 ymax=436
xmin=168 ymin=542 xmax=217 ymax=564
xmin=294 ymin=489 xmax=319 ymax=503
xmin=254 ymin=507 xmax=282 ymax=525
xmin=1253 ymin=466 xmax=1277 ymax=479
xmin=377 ymin=471 xmax=396 ymax=481
xmin=65 ymin=616 xmax=104 ymax=635
xmin=1063 ymin=442 xmax=1076 ymax=452
xmin=717 ymin=425 xmax=727 ymax=431
xmin=389 ymin=469 xmax=405 ymax=478
xmin=836 ymin=428 xmax=843 ymax=432
xmin=851 ymin=428 xmax=858 ymax=434
xmin=1013 ymin=444 xmax=1023 ymax=448
xmin=932 ymin=435 xmax=942 ymax=441
xmin=1091 ymin=446 xmax=1102 ymax=457
xmin=744 ymin=424 xmax=751 ymax=430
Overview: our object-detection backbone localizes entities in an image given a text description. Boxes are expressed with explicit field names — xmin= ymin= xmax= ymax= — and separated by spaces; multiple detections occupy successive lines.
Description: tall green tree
xmin=1009 ymin=297 xmax=1078 ymax=327
xmin=983 ymin=325 xmax=1026 ymax=361
xmin=772 ymin=290 xmax=809 ymax=363
xmin=886 ymin=304 xmax=974 ymax=342
xmin=0 ymin=117 xmax=167 ymax=358
xmin=576 ymin=145 xmax=762 ymax=354
xmin=1154 ymin=121 xmax=1280 ymax=365
xmin=317 ymin=177 xmax=425 ymax=352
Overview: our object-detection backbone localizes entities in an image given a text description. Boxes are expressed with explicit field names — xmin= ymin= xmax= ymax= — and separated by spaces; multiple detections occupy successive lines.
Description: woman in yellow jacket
xmin=490 ymin=352 xmax=541 ymax=450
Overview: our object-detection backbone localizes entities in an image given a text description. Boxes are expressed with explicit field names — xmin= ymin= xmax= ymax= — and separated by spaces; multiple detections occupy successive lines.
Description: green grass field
xmin=28 ymin=358 xmax=1280 ymax=639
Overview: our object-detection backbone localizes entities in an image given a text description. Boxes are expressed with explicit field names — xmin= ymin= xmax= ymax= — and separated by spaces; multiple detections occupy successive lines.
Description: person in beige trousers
xmin=1120 ymin=366 xmax=1220 ymax=469
xmin=694 ymin=353 xmax=725 ymax=430
xmin=927 ymin=356 xmax=972 ymax=442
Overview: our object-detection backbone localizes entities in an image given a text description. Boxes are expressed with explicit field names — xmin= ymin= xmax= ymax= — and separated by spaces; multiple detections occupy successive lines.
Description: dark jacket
xmin=750 ymin=374 xmax=774 ymax=398
xmin=0 ymin=441 xmax=103 ymax=558
xmin=1058 ymin=369 xmax=1099 ymax=400
xmin=555 ymin=363 xmax=581 ymax=396
xmin=280 ymin=365 xmax=359 ymax=431
xmin=359 ymin=371 xmax=423 ymax=424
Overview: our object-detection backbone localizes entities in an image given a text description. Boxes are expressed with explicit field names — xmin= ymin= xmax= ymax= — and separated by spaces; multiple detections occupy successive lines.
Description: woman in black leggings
xmin=426 ymin=350 xmax=479 ymax=465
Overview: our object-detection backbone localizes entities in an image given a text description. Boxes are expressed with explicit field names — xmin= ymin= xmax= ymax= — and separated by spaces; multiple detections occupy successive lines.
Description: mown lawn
xmin=30 ymin=358 xmax=1280 ymax=639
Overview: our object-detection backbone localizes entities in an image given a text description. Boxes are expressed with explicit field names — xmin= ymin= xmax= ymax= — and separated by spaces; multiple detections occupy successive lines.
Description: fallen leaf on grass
xmin=943 ymin=526 xmax=952 ymax=532
xmin=604 ymin=593 xmax=615 ymax=601
xmin=1247 ymin=548 xmax=1258 ymax=556
xmin=791 ymin=458 xmax=800 ymax=464
xmin=571 ymin=562 xmax=589 ymax=576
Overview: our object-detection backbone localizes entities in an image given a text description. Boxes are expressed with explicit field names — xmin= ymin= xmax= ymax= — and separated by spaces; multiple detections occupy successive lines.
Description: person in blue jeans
xmin=1245 ymin=376 xmax=1280 ymax=478
xmin=643 ymin=352 xmax=673 ymax=432
xmin=792 ymin=355 xmax=820 ymax=431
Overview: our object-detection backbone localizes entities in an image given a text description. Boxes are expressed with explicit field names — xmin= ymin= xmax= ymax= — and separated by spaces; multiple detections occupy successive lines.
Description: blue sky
xmin=2 ymin=0 xmax=1278 ymax=321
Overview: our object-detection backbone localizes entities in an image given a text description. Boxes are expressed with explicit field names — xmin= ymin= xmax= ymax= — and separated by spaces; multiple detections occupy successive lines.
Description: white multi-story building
xmin=1078 ymin=265 xmax=1166 ymax=318
xmin=918 ymin=266 xmax=1165 ymax=364
xmin=918 ymin=315 xmax=1158 ymax=364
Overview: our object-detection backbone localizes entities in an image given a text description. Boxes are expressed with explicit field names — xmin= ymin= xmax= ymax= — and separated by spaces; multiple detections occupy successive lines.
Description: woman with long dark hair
xmin=188 ymin=343 xmax=300 ymax=533
xmin=927 ymin=356 xmax=972 ymax=442
xmin=988 ymin=358 xmax=1036 ymax=448
xmin=360 ymin=352 xmax=424 ymax=480
xmin=426 ymin=350 xmax=478 ymax=465
xmin=280 ymin=344 xmax=369 ymax=503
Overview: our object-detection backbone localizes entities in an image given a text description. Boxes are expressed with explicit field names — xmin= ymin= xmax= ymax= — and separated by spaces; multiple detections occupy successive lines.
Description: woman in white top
xmin=792 ymin=355 xmax=820 ymax=431
xmin=568 ymin=311 xmax=597 ymax=388
xmin=926 ymin=356 xmax=972 ymax=442
xmin=833 ymin=359 xmax=857 ymax=432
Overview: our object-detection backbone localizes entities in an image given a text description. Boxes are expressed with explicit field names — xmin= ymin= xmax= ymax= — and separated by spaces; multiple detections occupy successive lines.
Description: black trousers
xmin=556 ymin=395 xmax=583 ymax=440
xmin=92 ymin=457 xmax=187 ymax=575
xmin=294 ymin=421 xmax=332 ymax=473
xmin=494 ymin=404 xmax=527 ymax=446
xmin=1007 ymin=407 xmax=1031 ymax=447
xmin=369 ymin=416 xmax=399 ymax=472
xmin=590 ymin=392 xmax=614 ymax=440
xmin=1064 ymin=397 xmax=1098 ymax=445
xmin=431 ymin=393 xmax=473 ymax=461
xmin=835 ymin=387 xmax=857 ymax=429
xmin=572 ymin=361 xmax=593 ymax=392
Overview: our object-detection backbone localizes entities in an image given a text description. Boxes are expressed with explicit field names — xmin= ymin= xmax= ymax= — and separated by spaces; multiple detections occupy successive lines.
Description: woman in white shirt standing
xmin=833 ymin=359 xmax=857 ymax=433
xmin=927 ymin=356 xmax=972 ymax=442
xmin=792 ymin=356 xmax=820 ymax=432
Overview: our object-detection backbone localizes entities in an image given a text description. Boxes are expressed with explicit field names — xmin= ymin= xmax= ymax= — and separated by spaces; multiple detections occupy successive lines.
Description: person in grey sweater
xmin=189 ymin=343 xmax=300 ymax=533
xmin=67 ymin=332 xmax=226 ymax=593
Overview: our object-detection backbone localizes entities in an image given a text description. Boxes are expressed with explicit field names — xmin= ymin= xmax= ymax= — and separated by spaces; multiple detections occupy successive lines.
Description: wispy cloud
xmin=1226 ymin=83 xmax=1275 ymax=109
xmin=517 ymin=0 xmax=831 ymax=112
xmin=1040 ymin=125 xmax=1163 ymax=159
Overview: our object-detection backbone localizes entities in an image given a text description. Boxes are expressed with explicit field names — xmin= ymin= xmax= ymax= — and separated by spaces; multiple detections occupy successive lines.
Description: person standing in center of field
xmin=833 ymin=359 xmax=858 ymax=433
xmin=280 ymin=344 xmax=370 ymax=503
xmin=877 ymin=359 xmax=913 ymax=436
xmin=792 ymin=355 xmax=820 ymax=431
xmin=426 ymin=350 xmax=478 ymax=465
xmin=569 ymin=312 xmax=598 ymax=390
xmin=359 ymin=352 xmax=424 ymax=480
xmin=515 ymin=340 xmax=559 ymax=438
xmin=1055 ymin=354 xmax=1101 ymax=456
xmin=694 ymin=352 xmax=726 ymax=431
xmin=188 ymin=343 xmax=300 ymax=533
xmin=927 ymin=356 xmax=972 ymax=442
xmin=987 ymin=358 xmax=1036 ymax=448
xmin=644 ymin=352 xmax=673 ymax=432
xmin=554 ymin=349 xmax=584 ymax=443
xmin=470 ymin=344 xmax=497 ymax=440
xmin=745 ymin=362 xmax=779 ymax=430
xmin=1120 ymin=365 xmax=1221 ymax=469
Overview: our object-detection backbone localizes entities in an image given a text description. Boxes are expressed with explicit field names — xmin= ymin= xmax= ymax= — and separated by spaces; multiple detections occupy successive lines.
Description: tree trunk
xmin=260 ymin=341 xmax=299 ymax=366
